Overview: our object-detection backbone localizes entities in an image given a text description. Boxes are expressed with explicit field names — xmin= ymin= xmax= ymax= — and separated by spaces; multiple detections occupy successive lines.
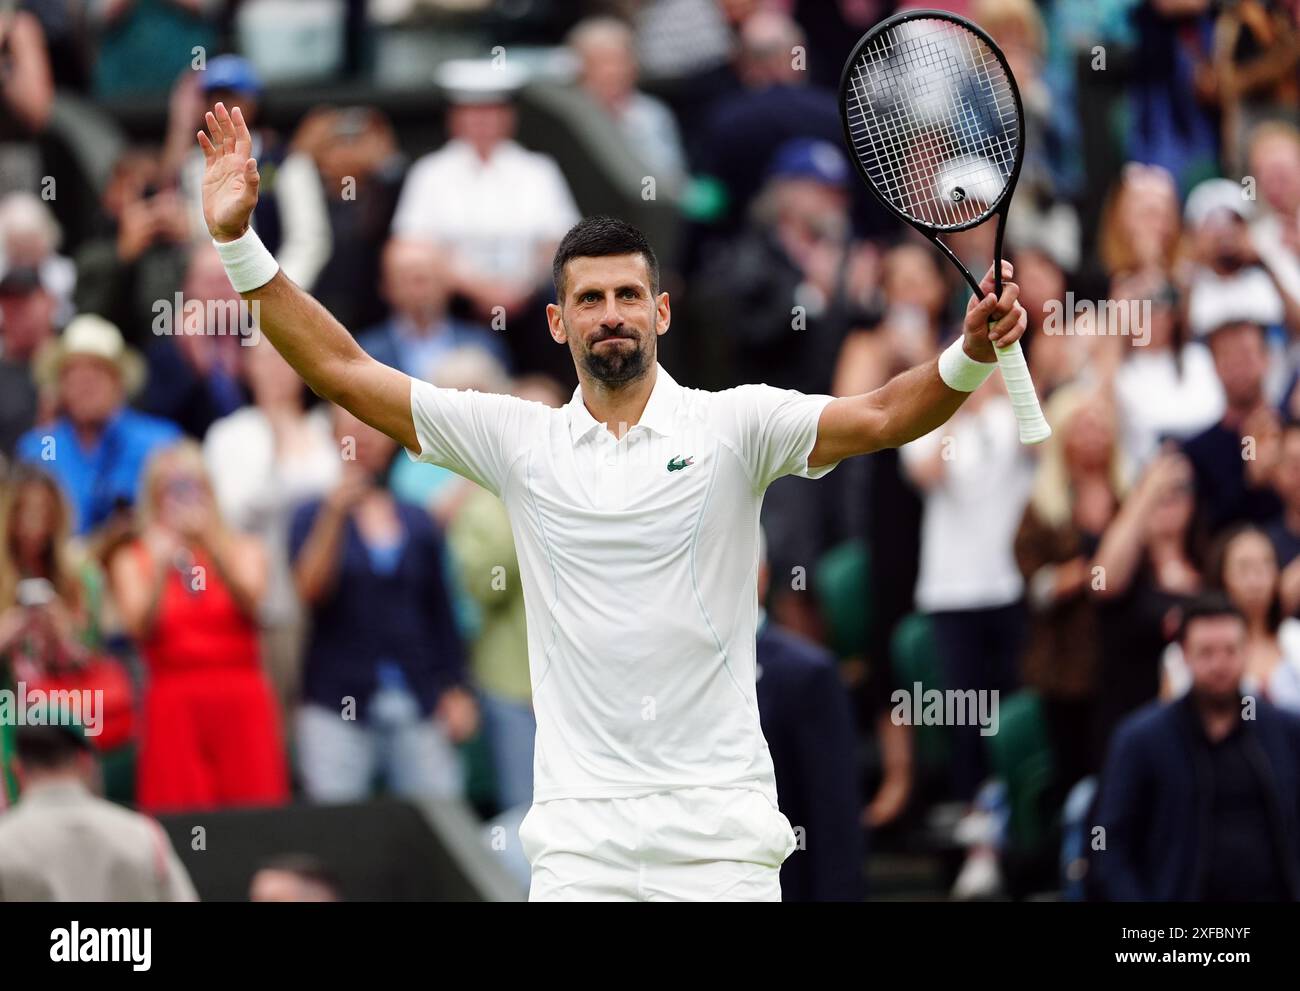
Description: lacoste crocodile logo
xmin=666 ymin=455 xmax=695 ymax=473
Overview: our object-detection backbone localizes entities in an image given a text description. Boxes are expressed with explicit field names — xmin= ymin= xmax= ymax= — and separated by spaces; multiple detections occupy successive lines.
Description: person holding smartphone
xmin=107 ymin=440 xmax=289 ymax=813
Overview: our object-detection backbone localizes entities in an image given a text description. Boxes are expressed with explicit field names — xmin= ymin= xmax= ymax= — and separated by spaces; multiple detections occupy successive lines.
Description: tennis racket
xmin=839 ymin=8 xmax=1051 ymax=444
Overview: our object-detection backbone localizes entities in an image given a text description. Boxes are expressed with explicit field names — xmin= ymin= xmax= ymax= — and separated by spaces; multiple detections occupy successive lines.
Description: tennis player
xmin=198 ymin=102 xmax=1027 ymax=901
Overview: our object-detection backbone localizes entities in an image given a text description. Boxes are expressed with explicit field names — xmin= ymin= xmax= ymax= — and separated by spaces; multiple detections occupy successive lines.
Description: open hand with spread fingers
xmin=196 ymin=101 xmax=260 ymax=243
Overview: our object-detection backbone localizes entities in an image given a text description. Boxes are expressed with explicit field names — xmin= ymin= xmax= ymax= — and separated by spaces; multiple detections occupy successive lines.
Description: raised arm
xmin=808 ymin=262 xmax=1026 ymax=468
xmin=197 ymin=102 xmax=417 ymax=451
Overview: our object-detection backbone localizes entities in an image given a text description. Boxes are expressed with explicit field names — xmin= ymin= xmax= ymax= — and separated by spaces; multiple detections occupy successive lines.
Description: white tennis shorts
xmin=518 ymin=786 xmax=798 ymax=902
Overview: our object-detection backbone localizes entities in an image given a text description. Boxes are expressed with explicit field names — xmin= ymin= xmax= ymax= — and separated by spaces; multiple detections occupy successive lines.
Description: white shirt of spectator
xmin=1114 ymin=342 xmax=1224 ymax=469
xmin=901 ymin=396 xmax=1034 ymax=613
xmin=1251 ymin=212 xmax=1300 ymax=305
xmin=390 ymin=138 xmax=580 ymax=285
xmin=406 ymin=364 xmax=836 ymax=802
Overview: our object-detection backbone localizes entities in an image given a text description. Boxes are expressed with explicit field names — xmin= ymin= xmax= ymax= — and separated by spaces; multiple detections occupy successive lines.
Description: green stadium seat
xmin=889 ymin=612 xmax=950 ymax=772
xmin=984 ymin=691 xmax=1055 ymax=856
xmin=815 ymin=539 xmax=872 ymax=660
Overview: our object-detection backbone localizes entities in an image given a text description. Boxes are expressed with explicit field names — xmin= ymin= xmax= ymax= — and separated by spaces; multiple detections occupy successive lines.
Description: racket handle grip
xmin=993 ymin=339 xmax=1051 ymax=445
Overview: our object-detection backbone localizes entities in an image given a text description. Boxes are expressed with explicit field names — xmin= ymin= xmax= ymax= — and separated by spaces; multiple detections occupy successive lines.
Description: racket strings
xmin=852 ymin=26 xmax=1016 ymax=224
xmin=844 ymin=18 xmax=1020 ymax=230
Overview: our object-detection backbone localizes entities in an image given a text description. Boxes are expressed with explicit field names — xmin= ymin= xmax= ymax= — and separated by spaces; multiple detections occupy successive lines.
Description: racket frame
xmin=838 ymin=8 xmax=1050 ymax=443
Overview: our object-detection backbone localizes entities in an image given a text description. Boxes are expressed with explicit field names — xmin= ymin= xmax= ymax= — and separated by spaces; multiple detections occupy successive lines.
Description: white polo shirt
xmin=390 ymin=138 xmax=580 ymax=282
xmin=407 ymin=364 xmax=837 ymax=803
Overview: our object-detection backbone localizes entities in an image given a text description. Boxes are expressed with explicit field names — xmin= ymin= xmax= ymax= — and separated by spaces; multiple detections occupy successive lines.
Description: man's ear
xmin=655 ymin=291 xmax=671 ymax=337
xmin=546 ymin=302 xmax=567 ymax=344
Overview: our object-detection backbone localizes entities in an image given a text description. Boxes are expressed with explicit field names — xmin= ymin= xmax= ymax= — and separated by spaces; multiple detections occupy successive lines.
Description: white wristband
xmin=213 ymin=227 xmax=279 ymax=293
xmin=938 ymin=337 xmax=996 ymax=392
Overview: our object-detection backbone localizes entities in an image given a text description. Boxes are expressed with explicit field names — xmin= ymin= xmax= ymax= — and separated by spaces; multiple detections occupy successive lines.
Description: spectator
xmin=697 ymin=137 xmax=874 ymax=396
xmin=203 ymin=339 xmax=340 ymax=721
xmin=1108 ymin=269 xmax=1224 ymax=467
xmin=0 ymin=466 xmax=103 ymax=688
xmin=1163 ymin=524 xmax=1300 ymax=711
xmin=107 ymin=440 xmax=289 ymax=813
xmin=163 ymin=57 xmax=333 ymax=290
xmin=0 ymin=266 xmax=55 ymax=456
xmin=249 ymin=854 xmax=342 ymax=902
xmin=0 ymin=3 xmax=53 ymax=193
xmin=1016 ymin=385 xmax=1127 ymax=796
xmin=0 ymin=193 xmax=75 ymax=324
xmin=357 ymin=238 xmax=509 ymax=380
xmin=567 ymin=16 xmax=688 ymax=196
xmin=754 ymin=528 xmax=866 ymax=902
xmin=0 ymin=464 xmax=135 ymax=803
xmin=307 ymin=107 xmax=408 ymax=333
xmin=1094 ymin=594 xmax=1300 ymax=901
xmin=18 ymin=315 xmax=180 ymax=537
xmin=73 ymin=149 xmax=192 ymax=350
xmin=901 ymin=376 xmax=1034 ymax=801
xmin=290 ymin=405 xmax=477 ymax=803
xmin=1181 ymin=317 xmax=1284 ymax=530
xmin=1181 ymin=177 xmax=1299 ymax=346
xmin=0 ymin=713 xmax=198 ymax=901
xmin=389 ymin=59 xmax=581 ymax=333
xmin=1091 ymin=450 xmax=1204 ymax=761
xmin=694 ymin=10 xmax=852 ymax=238
xmin=1246 ymin=122 xmax=1300 ymax=305
xmin=137 ymin=242 xmax=251 ymax=438
xmin=1096 ymin=163 xmax=1183 ymax=285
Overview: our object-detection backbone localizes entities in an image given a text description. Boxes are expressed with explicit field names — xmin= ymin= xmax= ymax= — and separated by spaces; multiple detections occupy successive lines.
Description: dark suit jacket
xmin=756 ymin=621 xmax=866 ymax=901
xmin=1093 ymin=694 xmax=1300 ymax=901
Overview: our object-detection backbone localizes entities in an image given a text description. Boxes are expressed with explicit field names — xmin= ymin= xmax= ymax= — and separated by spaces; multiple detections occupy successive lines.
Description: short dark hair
xmin=256 ymin=853 xmax=341 ymax=890
xmin=1176 ymin=592 xmax=1246 ymax=644
xmin=14 ymin=724 xmax=90 ymax=771
xmin=551 ymin=216 xmax=659 ymax=301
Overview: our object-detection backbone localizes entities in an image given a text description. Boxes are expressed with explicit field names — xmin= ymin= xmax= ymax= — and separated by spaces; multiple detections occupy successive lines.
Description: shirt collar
xmin=565 ymin=363 xmax=680 ymax=445
xmin=445 ymin=137 xmax=522 ymax=168
xmin=17 ymin=778 xmax=91 ymax=806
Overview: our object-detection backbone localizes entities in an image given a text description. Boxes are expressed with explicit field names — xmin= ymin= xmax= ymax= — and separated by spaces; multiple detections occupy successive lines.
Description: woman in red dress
xmin=109 ymin=440 xmax=288 ymax=812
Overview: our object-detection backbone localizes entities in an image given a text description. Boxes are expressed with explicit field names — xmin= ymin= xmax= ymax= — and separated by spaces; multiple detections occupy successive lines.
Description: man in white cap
xmin=389 ymin=60 xmax=581 ymax=330
xmin=1183 ymin=177 xmax=1300 ymax=343
xmin=15 ymin=314 xmax=180 ymax=535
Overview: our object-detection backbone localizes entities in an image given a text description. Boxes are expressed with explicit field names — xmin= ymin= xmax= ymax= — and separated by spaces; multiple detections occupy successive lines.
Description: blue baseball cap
xmin=201 ymin=55 xmax=264 ymax=95
xmin=766 ymin=138 xmax=851 ymax=189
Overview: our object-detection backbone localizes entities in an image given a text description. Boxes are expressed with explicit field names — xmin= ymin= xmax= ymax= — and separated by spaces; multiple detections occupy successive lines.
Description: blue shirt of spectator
xmin=16 ymin=409 xmax=181 ymax=535
xmin=356 ymin=316 xmax=509 ymax=381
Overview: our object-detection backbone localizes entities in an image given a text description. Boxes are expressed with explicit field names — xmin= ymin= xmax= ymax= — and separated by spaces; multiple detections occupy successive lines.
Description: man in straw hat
xmin=15 ymin=314 xmax=179 ymax=535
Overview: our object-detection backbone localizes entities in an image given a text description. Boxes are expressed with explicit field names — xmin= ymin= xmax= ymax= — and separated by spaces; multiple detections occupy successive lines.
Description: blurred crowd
xmin=4 ymin=0 xmax=1300 ymax=902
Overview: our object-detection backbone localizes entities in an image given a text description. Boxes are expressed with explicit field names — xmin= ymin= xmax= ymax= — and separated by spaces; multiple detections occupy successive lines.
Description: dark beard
xmin=579 ymin=335 xmax=649 ymax=385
